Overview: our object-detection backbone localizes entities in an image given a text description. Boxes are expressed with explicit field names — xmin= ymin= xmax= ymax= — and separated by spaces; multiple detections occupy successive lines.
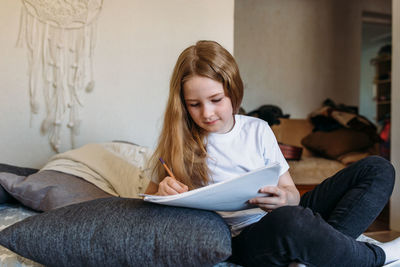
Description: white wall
xmin=234 ymin=0 xmax=358 ymax=116
xmin=234 ymin=0 xmax=391 ymax=117
xmin=0 ymin=0 xmax=234 ymax=168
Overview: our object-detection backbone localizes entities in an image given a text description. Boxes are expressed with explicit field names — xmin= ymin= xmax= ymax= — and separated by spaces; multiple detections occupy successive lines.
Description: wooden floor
xmin=365 ymin=230 xmax=400 ymax=242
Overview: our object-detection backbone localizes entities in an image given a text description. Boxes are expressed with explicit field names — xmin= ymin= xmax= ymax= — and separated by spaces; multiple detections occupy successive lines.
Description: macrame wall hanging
xmin=17 ymin=0 xmax=103 ymax=152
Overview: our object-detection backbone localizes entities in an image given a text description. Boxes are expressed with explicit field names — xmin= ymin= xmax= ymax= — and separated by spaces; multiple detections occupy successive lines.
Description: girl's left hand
xmin=248 ymin=185 xmax=292 ymax=212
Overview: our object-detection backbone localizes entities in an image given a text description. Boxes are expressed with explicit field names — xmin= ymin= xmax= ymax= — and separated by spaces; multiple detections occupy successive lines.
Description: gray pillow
xmin=0 ymin=171 xmax=112 ymax=211
xmin=0 ymin=164 xmax=39 ymax=203
xmin=0 ymin=164 xmax=38 ymax=176
xmin=0 ymin=197 xmax=232 ymax=267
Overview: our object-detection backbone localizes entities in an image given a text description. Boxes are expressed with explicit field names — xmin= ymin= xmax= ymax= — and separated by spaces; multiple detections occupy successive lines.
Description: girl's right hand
xmin=156 ymin=176 xmax=189 ymax=196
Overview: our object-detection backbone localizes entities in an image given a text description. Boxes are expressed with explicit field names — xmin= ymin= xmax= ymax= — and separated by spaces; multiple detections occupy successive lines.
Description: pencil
xmin=159 ymin=157 xmax=176 ymax=179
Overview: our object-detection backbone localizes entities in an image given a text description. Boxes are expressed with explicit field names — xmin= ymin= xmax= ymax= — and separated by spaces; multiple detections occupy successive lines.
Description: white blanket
xmin=41 ymin=143 xmax=153 ymax=198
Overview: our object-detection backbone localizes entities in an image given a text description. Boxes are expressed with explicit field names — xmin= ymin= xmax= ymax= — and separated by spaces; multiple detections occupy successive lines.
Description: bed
xmin=0 ymin=142 xmax=237 ymax=267
xmin=0 ymin=142 xmax=395 ymax=267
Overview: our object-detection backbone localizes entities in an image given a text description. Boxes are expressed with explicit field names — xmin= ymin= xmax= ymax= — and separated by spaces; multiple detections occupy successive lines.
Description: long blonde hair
xmin=151 ymin=40 xmax=244 ymax=189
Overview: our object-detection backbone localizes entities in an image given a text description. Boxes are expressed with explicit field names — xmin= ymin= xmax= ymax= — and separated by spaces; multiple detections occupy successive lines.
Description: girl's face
xmin=183 ymin=76 xmax=234 ymax=134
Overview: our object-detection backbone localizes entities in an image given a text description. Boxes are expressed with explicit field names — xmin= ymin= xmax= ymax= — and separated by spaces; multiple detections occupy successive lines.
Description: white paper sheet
xmin=141 ymin=162 xmax=281 ymax=211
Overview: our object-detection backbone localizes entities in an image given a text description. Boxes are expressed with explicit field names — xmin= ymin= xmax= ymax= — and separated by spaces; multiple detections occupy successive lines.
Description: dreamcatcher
xmin=17 ymin=0 xmax=103 ymax=152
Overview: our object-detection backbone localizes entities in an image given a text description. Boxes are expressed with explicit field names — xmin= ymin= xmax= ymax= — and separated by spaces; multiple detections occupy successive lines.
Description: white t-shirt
xmin=206 ymin=115 xmax=289 ymax=236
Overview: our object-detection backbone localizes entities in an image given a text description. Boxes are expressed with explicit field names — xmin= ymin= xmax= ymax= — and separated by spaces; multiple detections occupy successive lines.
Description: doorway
xmin=359 ymin=11 xmax=392 ymax=232
xmin=359 ymin=12 xmax=392 ymax=125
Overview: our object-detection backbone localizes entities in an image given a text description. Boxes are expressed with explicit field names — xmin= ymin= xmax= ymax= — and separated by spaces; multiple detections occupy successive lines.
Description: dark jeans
xmin=229 ymin=156 xmax=395 ymax=267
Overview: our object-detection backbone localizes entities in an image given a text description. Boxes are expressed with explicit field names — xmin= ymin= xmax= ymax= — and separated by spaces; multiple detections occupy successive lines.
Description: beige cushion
xmin=337 ymin=151 xmax=372 ymax=165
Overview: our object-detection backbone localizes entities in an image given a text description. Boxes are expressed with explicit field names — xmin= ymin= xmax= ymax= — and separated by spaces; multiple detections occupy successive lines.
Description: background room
xmin=0 ymin=0 xmax=399 ymax=232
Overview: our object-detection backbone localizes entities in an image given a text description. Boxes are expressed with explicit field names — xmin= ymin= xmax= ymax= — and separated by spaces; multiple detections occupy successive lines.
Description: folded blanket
xmin=41 ymin=143 xmax=153 ymax=198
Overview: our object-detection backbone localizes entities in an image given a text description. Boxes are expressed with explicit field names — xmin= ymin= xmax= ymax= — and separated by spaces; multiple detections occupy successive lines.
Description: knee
xmin=358 ymin=156 xmax=395 ymax=190
xmin=360 ymin=155 xmax=392 ymax=169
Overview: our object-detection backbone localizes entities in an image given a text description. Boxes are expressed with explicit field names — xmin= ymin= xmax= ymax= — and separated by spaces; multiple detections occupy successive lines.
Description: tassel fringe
xmin=18 ymin=0 xmax=103 ymax=152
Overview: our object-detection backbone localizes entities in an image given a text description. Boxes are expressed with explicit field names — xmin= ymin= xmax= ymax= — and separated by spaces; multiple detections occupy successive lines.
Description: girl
xmin=145 ymin=40 xmax=399 ymax=266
